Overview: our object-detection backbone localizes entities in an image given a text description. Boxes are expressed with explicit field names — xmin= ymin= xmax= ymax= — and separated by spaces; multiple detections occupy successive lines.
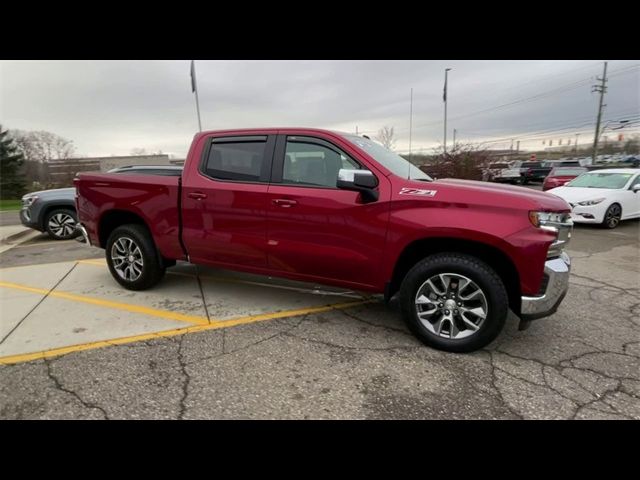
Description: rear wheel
xmin=105 ymin=224 xmax=165 ymax=290
xmin=399 ymin=253 xmax=509 ymax=353
xmin=602 ymin=203 xmax=622 ymax=229
xmin=45 ymin=208 xmax=79 ymax=240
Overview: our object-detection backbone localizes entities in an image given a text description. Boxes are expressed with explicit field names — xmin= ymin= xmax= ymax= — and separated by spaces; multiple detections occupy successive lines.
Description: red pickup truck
xmin=75 ymin=128 xmax=572 ymax=352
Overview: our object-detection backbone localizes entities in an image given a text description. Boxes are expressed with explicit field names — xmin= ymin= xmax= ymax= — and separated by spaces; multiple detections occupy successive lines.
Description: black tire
xmin=399 ymin=253 xmax=509 ymax=353
xmin=105 ymin=224 xmax=165 ymax=290
xmin=601 ymin=203 xmax=622 ymax=229
xmin=44 ymin=208 xmax=79 ymax=240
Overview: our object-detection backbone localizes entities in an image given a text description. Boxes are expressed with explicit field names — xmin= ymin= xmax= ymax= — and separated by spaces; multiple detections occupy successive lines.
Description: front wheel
xmin=105 ymin=224 xmax=165 ymax=290
xmin=601 ymin=203 xmax=622 ymax=229
xmin=399 ymin=253 xmax=509 ymax=353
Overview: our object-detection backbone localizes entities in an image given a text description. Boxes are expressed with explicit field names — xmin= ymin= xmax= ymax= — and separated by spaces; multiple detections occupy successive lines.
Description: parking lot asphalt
xmin=0 ymin=193 xmax=638 ymax=419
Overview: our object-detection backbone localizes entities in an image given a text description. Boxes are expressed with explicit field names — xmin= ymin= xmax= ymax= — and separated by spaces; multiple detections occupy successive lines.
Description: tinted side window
xmin=203 ymin=141 xmax=266 ymax=182
xmin=283 ymin=140 xmax=359 ymax=188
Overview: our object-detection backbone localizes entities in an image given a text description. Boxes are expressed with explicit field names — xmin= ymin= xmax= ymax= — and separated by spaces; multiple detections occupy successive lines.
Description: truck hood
xmin=429 ymin=178 xmax=570 ymax=211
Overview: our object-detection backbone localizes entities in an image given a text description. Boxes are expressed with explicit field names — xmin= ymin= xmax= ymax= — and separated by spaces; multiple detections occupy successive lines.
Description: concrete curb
xmin=1 ymin=227 xmax=33 ymax=244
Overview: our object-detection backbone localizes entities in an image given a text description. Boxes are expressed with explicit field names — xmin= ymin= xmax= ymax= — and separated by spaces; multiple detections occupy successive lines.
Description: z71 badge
xmin=399 ymin=187 xmax=437 ymax=197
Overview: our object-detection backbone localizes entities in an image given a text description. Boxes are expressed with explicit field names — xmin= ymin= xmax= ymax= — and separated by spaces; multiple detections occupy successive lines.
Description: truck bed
xmin=75 ymin=172 xmax=186 ymax=261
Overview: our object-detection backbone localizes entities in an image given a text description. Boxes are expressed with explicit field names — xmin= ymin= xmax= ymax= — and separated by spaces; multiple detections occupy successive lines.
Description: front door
xmin=181 ymin=134 xmax=275 ymax=268
xmin=266 ymin=134 xmax=390 ymax=289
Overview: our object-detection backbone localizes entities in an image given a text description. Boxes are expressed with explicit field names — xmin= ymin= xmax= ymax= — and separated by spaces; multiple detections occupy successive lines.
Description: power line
xmin=399 ymin=64 xmax=640 ymax=133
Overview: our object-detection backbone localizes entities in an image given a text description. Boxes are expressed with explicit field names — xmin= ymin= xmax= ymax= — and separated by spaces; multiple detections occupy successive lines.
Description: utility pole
xmin=510 ymin=138 xmax=514 ymax=152
xmin=574 ymin=133 xmax=579 ymax=153
xmin=516 ymin=140 xmax=520 ymax=153
xmin=443 ymin=68 xmax=451 ymax=154
xmin=591 ymin=61 xmax=608 ymax=163
xmin=453 ymin=129 xmax=457 ymax=148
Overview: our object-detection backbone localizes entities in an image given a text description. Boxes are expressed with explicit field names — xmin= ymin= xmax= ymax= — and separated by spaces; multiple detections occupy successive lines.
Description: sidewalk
xmin=0 ymin=225 xmax=39 ymax=254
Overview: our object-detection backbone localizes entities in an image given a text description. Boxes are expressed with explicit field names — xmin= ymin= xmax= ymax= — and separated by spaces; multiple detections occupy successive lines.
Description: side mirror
xmin=336 ymin=169 xmax=379 ymax=202
xmin=632 ymin=184 xmax=640 ymax=193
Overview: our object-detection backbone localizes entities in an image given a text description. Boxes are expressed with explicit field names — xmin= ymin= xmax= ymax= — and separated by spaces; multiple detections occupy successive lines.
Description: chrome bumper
xmin=520 ymin=251 xmax=570 ymax=322
xmin=75 ymin=223 xmax=91 ymax=246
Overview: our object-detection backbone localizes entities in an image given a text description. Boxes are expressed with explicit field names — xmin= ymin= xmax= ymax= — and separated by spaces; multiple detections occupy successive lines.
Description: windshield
xmin=566 ymin=172 xmax=633 ymax=189
xmin=343 ymin=135 xmax=432 ymax=181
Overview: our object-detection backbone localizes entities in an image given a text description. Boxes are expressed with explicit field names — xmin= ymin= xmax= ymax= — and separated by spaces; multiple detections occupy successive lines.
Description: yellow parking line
xmin=0 ymin=259 xmax=80 ymax=272
xmin=78 ymin=259 xmax=106 ymax=266
xmin=0 ymin=298 xmax=373 ymax=365
xmin=0 ymin=281 xmax=210 ymax=326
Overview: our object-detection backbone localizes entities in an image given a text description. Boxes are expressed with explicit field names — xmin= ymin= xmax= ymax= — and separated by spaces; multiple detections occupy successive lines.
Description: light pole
xmin=443 ymin=68 xmax=452 ymax=154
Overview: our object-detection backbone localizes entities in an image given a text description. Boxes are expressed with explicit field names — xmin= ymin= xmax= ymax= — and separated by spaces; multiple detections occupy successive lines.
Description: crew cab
xmin=74 ymin=128 xmax=573 ymax=353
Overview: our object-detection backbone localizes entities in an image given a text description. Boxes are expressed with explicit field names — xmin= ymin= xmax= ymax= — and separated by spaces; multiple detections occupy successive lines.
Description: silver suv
xmin=20 ymin=165 xmax=183 ymax=240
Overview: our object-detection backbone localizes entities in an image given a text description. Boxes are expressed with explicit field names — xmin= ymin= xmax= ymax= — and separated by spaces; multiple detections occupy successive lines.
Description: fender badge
xmin=399 ymin=187 xmax=437 ymax=197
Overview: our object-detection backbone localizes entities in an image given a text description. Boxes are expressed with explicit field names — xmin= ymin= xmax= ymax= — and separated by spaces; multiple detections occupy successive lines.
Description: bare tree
xmin=9 ymin=130 xmax=76 ymax=162
xmin=130 ymin=148 xmax=165 ymax=156
xmin=414 ymin=142 xmax=491 ymax=181
xmin=376 ymin=126 xmax=397 ymax=150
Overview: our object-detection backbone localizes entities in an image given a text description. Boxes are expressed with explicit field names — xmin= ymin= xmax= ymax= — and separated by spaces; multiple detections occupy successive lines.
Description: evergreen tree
xmin=0 ymin=125 xmax=27 ymax=199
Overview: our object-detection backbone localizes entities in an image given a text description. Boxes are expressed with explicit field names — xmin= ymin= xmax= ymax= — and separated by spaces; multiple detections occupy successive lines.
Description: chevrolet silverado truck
xmin=74 ymin=128 xmax=573 ymax=352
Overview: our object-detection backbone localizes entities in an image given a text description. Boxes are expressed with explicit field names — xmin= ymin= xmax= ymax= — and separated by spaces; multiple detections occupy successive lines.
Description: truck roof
xmin=194 ymin=127 xmax=355 ymax=138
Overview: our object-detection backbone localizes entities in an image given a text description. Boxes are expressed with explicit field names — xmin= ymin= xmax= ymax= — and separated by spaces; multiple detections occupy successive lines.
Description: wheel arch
xmin=38 ymin=202 xmax=77 ymax=231
xmin=388 ymin=237 xmax=522 ymax=315
xmin=98 ymin=209 xmax=148 ymax=248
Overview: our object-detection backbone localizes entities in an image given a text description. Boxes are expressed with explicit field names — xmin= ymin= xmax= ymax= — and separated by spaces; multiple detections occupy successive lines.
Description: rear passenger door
xmin=181 ymin=134 xmax=275 ymax=268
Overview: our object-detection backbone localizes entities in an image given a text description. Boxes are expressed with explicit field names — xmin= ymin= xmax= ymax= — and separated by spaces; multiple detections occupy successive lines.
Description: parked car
xmin=618 ymin=156 xmax=640 ymax=168
xmin=513 ymin=161 xmax=553 ymax=184
xmin=547 ymin=168 xmax=640 ymax=228
xmin=75 ymin=128 xmax=573 ymax=353
xmin=482 ymin=162 xmax=521 ymax=183
xmin=542 ymin=166 xmax=588 ymax=191
xmin=20 ymin=165 xmax=183 ymax=240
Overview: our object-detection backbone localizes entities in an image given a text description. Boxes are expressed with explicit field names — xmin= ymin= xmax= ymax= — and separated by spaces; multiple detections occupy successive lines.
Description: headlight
xmin=529 ymin=210 xmax=573 ymax=258
xmin=577 ymin=198 xmax=605 ymax=206
xmin=528 ymin=211 xmax=567 ymax=228
xmin=22 ymin=195 xmax=38 ymax=207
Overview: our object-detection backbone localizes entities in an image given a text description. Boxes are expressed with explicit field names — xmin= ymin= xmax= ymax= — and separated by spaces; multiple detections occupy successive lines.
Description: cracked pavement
xmin=0 ymin=220 xmax=638 ymax=419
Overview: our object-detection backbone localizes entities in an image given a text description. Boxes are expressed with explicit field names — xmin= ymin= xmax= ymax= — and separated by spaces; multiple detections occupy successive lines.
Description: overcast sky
xmin=1 ymin=60 xmax=638 ymax=158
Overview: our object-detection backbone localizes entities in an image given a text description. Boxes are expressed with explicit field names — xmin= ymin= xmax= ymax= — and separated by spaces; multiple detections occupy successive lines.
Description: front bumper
xmin=520 ymin=251 xmax=570 ymax=322
xmin=19 ymin=207 xmax=40 ymax=230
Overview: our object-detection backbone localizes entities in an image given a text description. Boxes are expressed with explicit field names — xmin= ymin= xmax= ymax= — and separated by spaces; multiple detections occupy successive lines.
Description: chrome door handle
xmin=188 ymin=192 xmax=208 ymax=200
xmin=272 ymin=199 xmax=297 ymax=207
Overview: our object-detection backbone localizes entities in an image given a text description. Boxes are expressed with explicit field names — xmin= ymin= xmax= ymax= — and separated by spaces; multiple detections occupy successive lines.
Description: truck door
xmin=181 ymin=134 xmax=275 ymax=268
xmin=266 ymin=134 xmax=390 ymax=289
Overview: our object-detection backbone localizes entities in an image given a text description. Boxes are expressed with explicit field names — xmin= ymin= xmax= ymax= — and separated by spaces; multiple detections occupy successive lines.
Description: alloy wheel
xmin=110 ymin=237 xmax=144 ymax=282
xmin=415 ymin=273 xmax=488 ymax=340
xmin=48 ymin=213 xmax=76 ymax=238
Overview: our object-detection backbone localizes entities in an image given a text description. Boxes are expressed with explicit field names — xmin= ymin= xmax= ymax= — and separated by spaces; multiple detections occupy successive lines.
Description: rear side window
xmin=202 ymin=139 xmax=267 ymax=182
